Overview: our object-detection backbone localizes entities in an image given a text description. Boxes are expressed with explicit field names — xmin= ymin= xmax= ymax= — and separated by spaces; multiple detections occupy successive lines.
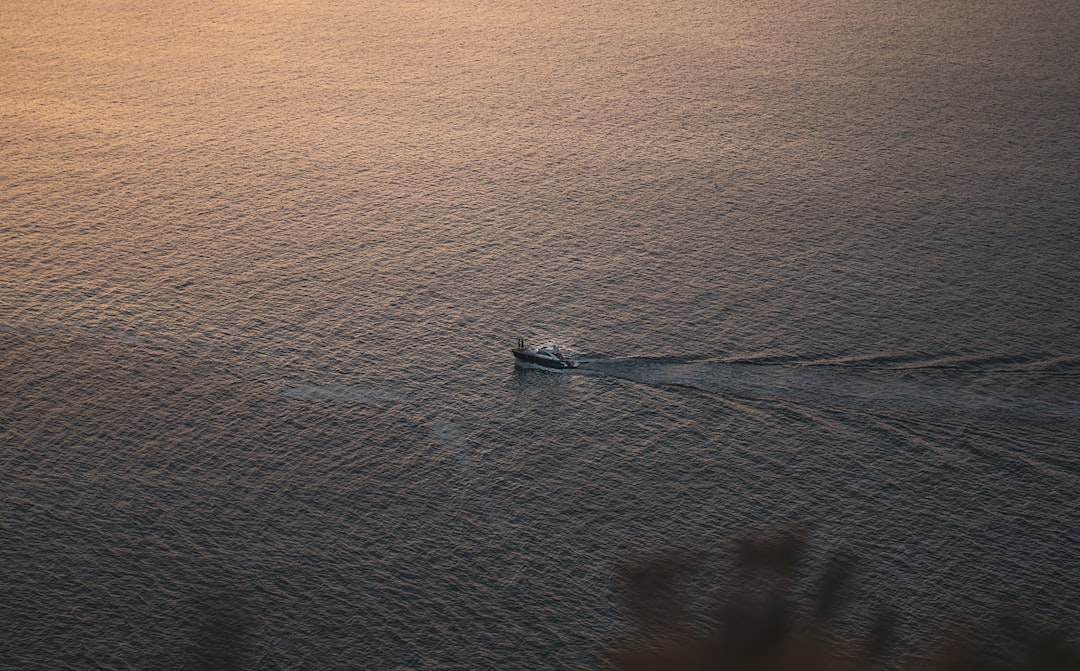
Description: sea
xmin=2 ymin=0 xmax=1078 ymax=668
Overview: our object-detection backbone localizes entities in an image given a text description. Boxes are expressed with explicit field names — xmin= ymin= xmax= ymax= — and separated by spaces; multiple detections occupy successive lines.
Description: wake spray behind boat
xmin=511 ymin=338 xmax=578 ymax=369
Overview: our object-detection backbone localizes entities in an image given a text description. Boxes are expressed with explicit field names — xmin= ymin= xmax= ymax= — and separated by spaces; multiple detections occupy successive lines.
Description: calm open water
xmin=2 ymin=0 xmax=1078 ymax=668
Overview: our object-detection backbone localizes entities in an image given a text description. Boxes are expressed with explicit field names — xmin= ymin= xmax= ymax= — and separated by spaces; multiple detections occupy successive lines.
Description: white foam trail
xmin=581 ymin=359 xmax=1079 ymax=418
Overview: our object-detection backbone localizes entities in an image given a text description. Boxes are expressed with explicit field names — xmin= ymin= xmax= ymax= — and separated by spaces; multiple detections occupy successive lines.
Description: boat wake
xmin=572 ymin=354 xmax=1080 ymax=420
xmin=429 ymin=418 xmax=522 ymax=568
xmin=283 ymin=384 xmax=403 ymax=404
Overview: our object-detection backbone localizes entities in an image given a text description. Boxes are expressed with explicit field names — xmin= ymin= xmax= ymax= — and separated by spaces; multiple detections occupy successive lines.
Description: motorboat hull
xmin=511 ymin=347 xmax=577 ymax=369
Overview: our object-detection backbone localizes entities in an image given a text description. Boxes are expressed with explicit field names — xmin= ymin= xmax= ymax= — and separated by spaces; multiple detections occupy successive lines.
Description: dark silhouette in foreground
xmin=181 ymin=531 xmax=1076 ymax=670
xmin=606 ymin=530 xmax=1077 ymax=671
xmin=187 ymin=590 xmax=256 ymax=671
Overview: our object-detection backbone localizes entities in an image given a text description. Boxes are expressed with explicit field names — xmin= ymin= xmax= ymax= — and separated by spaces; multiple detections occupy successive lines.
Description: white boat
xmin=511 ymin=338 xmax=578 ymax=369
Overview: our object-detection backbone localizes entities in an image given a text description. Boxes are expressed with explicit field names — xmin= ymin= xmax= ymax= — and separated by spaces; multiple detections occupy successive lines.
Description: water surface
xmin=2 ymin=1 xmax=1078 ymax=668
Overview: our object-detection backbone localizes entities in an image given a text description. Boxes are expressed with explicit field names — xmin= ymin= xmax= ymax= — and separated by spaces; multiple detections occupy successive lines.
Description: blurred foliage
xmin=606 ymin=530 xmax=1077 ymax=671
xmin=187 ymin=589 xmax=256 ymax=671
xmin=181 ymin=530 xmax=1075 ymax=670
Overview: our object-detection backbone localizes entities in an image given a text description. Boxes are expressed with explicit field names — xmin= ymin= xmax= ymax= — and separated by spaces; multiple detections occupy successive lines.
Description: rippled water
xmin=2 ymin=0 xmax=1079 ymax=668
